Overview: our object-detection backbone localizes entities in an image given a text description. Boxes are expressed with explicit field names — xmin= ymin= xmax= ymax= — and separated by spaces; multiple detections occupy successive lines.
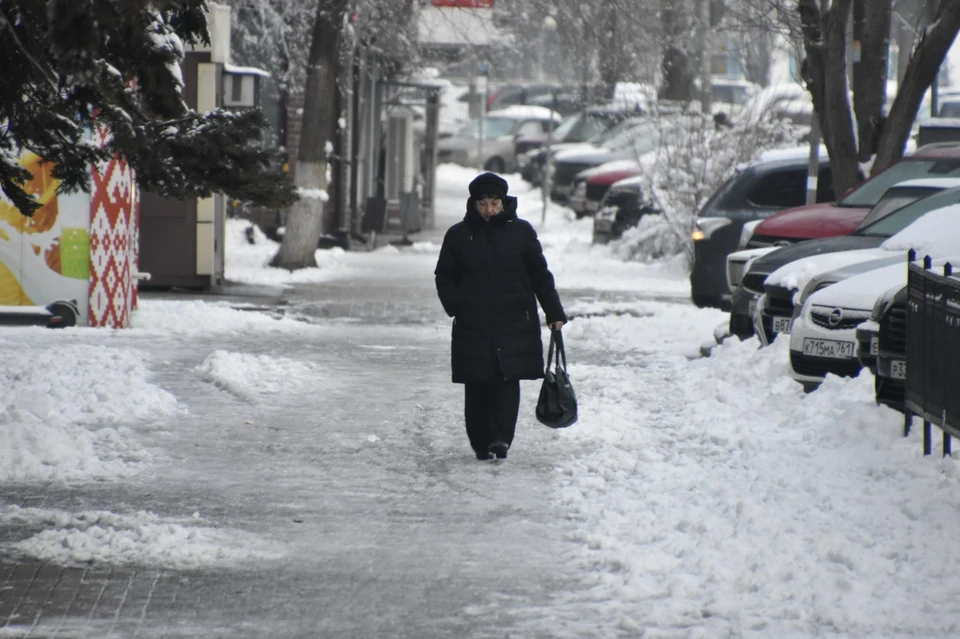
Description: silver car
xmin=437 ymin=106 xmax=562 ymax=173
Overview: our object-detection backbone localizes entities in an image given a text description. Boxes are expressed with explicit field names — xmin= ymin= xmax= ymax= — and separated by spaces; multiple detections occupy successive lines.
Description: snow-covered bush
xmin=609 ymin=104 xmax=805 ymax=266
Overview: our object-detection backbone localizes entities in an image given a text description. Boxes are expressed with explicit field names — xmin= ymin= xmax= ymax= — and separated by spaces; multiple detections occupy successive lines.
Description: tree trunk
xmin=798 ymin=0 xmax=861 ymax=196
xmin=874 ymin=1 xmax=960 ymax=175
xmin=598 ymin=4 xmax=620 ymax=99
xmin=851 ymin=0 xmax=890 ymax=161
xmin=274 ymin=0 xmax=348 ymax=270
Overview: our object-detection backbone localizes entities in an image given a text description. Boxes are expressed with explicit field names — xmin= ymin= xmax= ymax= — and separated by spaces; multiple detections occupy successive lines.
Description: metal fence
xmin=904 ymin=252 xmax=960 ymax=456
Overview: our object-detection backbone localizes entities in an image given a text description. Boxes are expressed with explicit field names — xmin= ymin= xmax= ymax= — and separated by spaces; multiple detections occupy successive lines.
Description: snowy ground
xmin=3 ymin=164 xmax=960 ymax=636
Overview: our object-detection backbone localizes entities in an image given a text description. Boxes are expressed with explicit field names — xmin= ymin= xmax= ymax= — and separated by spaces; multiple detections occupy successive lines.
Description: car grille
xmin=586 ymin=183 xmax=610 ymax=202
xmin=765 ymin=288 xmax=795 ymax=317
xmin=727 ymin=261 xmax=747 ymax=289
xmin=747 ymin=235 xmax=801 ymax=249
xmin=879 ymin=303 xmax=907 ymax=356
xmin=741 ymin=271 xmax=767 ymax=295
xmin=553 ymin=162 xmax=594 ymax=186
xmin=790 ymin=352 xmax=862 ymax=378
xmin=810 ymin=308 xmax=871 ymax=331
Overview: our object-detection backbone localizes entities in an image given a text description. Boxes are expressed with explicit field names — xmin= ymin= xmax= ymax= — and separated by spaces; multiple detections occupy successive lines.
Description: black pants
xmin=464 ymin=375 xmax=520 ymax=455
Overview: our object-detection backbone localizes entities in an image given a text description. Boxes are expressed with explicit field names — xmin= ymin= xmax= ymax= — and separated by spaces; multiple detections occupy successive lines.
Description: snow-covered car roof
xmin=486 ymin=105 xmax=562 ymax=121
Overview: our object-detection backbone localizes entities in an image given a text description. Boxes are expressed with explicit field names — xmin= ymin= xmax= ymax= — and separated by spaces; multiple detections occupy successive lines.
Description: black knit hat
xmin=468 ymin=172 xmax=508 ymax=200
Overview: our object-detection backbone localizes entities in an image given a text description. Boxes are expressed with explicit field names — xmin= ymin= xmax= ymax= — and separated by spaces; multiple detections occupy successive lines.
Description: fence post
xmin=908 ymin=248 xmax=917 ymax=262
xmin=905 ymin=409 xmax=912 ymax=437
xmin=924 ymin=420 xmax=932 ymax=455
xmin=924 ymin=255 xmax=932 ymax=269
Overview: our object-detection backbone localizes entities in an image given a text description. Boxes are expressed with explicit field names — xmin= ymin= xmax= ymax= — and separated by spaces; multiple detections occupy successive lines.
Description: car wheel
xmin=484 ymin=157 xmax=505 ymax=173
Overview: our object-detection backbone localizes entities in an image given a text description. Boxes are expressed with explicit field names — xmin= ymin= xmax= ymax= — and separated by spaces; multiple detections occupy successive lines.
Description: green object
xmin=59 ymin=227 xmax=90 ymax=279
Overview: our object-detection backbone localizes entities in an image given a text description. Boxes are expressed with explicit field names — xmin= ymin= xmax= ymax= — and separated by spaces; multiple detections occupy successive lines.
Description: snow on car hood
xmin=806 ymin=262 xmax=910 ymax=311
xmin=765 ymin=247 xmax=891 ymax=293
xmin=880 ymin=203 xmax=960 ymax=255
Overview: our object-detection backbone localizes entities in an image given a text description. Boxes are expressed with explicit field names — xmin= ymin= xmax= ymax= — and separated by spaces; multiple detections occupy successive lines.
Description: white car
xmin=790 ymin=253 xmax=960 ymax=391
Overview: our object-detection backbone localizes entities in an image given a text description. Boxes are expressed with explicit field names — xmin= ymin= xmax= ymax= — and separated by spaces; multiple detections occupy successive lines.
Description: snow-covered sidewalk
xmin=2 ymin=164 xmax=960 ymax=637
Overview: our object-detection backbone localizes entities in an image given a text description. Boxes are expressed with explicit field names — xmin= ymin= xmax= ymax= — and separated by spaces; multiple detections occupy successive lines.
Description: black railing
xmin=904 ymin=251 xmax=960 ymax=456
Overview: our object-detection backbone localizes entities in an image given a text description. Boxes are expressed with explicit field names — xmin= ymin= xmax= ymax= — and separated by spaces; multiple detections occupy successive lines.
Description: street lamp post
xmin=540 ymin=15 xmax=557 ymax=224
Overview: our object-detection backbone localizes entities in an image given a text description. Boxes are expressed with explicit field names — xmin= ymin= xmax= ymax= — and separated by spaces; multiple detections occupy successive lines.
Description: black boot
xmin=476 ymin=450 xmax=494 ymax=461
xmin=489 ymin=441 xmax=509 ymax=459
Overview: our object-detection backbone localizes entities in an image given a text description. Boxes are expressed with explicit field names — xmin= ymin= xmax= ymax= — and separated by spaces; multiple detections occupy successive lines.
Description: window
xmin=745 ymin=168 xmax=807 ymax=208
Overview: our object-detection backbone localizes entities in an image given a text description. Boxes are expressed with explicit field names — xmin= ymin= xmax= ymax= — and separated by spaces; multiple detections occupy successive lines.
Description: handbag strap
xmin=554 ymin=328 xmax=568 ymax=373
xmin=545 ymin=328 xmax=557 ymax=371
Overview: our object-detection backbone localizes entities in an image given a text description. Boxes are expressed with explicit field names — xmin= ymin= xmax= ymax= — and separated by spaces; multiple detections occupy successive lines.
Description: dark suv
xmin=690 ymin=149 xmax=836 ymax=309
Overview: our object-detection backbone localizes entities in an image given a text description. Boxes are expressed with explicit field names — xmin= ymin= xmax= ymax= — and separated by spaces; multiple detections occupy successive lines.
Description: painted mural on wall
xmin=0 ymin=131 xmax=138 ymax=328
xmin=0 ymin=150 xmax=92 ymax=323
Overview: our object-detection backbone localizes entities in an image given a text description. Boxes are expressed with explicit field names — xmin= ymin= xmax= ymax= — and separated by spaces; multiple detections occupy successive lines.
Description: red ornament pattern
xmin=89 ymin=125 xmax=138 ymax=328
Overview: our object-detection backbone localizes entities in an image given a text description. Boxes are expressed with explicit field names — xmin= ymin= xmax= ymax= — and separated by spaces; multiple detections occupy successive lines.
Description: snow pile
xmin=0 ymin=341 xmax=178 ymax=482
xmin=132 ymin=299 xmax=319 ymax=336
xmin=198 ymin=350 xmax=319 ymax=399
xmin=1 ymin=506 xmax=284 ymax=569
xmin=547 ymin=325 xmax=960 ymax=635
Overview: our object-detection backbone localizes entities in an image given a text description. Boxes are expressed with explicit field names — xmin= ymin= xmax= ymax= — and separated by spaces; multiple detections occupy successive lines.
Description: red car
xmin=567 ymin=160 xmax=642 ymax=217
xmin=745 ymin=142 xmax=960 ymax=249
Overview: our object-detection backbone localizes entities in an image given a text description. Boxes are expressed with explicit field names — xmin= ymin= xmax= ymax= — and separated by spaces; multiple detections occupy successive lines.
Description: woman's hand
xmin=548 ymin=321 xmax=565 ymax=330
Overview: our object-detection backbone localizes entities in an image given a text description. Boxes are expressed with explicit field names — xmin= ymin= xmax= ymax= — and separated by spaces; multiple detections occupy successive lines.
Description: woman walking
xmin=434 ymin=172 xmax=566 ymax=460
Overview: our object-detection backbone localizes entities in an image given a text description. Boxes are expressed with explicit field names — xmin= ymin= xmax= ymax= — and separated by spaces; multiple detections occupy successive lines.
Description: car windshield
xmin=858 ymin=185 xmax=960 ymax=237
xmin=839 ymin=159 xmax=960 ymax=207
xmin=602 ymin=122 xmax=659 ymax=152
xmin=855 ymin=186 xmax=942 ymax=229
xmin=562 ymin=113 xmax=617 ymax=142
xmin=587 ymin=118 xmax=644 ymax=146
xmin=456 ymin=117 xmax=517 ymax=139
xmin=550 ymin=115 xmax=579 ymax=140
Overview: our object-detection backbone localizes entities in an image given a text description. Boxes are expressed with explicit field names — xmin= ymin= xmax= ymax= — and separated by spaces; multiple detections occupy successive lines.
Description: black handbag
xmin=536 ymin=328 xmax=578 ymax=428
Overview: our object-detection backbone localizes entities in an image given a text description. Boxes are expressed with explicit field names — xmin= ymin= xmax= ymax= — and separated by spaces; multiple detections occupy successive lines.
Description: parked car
xmin=592 ymin=175 xmax=659 ymax=244
xmin=728 ymin=144 xmax=960 ymax=338
xmin=517 ymin=106 xmax=633 ymax=184
xmin=789 ymin=261 xmax=913 ymax=391
xmin=567 ymin=160 xmax=643 ymax=218
xmin=857 ymin=285 xmax=908 ymax=411
xmin=436 ymin=106 xmax=562 ymax=173
xmin=690 ymin=146 xmax=836 ymax=309
xmin=750 ymin=178 xmax=960 ymax=344
xmin=549 ymin=117 xmax=656 ymax=202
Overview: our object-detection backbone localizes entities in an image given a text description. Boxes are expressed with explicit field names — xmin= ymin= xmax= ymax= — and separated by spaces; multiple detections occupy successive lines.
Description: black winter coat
xmin=435 ymin=196 xmax=566 ymax=384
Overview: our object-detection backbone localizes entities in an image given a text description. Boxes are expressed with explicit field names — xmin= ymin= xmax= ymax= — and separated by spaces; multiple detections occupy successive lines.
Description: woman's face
xmin=474 ymin=195 xmax=503 ymax=221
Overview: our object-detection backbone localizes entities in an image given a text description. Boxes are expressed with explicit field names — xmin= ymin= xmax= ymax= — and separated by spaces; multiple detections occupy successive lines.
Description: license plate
xmin=870 ymin=336 xmax=878 ymax=356
xmin=890 ymin=359 xmax=906 ymax=379
xmin=803 ymin=338 xmax=855 ymax=359
xmin=772 ymin=316 xmax=792 ymax=334
xmin=749 ymin=299 xmax=757 ymax=316
xmin=595 ymin=220 xmax=612 ymax=232
xmin=585 ymin=199 xmax=599 ymax=212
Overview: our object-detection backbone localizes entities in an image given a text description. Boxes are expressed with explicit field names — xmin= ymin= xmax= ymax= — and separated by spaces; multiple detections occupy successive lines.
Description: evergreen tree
xmin=0 ymin=0 xmax=296 ymax=217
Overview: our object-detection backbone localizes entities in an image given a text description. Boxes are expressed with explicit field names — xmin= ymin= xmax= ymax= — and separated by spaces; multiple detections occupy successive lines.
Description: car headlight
xmin=692 ymin=217 xmax=731 ymax=241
